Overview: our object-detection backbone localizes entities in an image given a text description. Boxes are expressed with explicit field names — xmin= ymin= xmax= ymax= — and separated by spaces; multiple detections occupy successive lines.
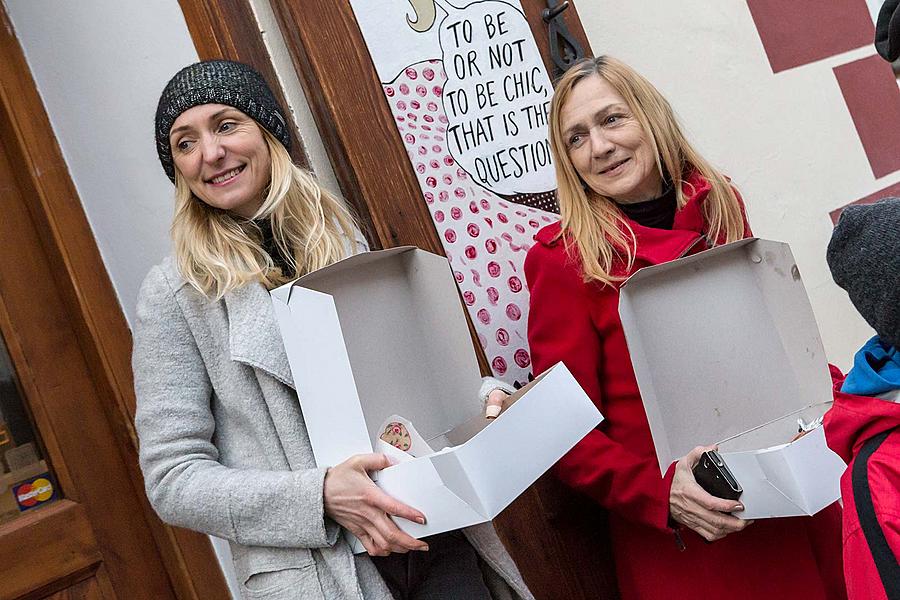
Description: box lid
xmin=272 ymin=247 xmax=485 ymax=467
xmin=618 ymin=239 xmax=832 ymax=474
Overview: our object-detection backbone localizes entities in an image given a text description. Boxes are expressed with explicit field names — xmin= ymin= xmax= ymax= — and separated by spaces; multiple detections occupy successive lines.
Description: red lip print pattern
xmin=384 ymin=60 xmax=560 ymax=387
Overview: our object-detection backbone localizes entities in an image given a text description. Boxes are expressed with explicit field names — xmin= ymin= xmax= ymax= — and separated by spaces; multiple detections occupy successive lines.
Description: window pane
xmin=0 ymin=333 xmax=59 ymax=524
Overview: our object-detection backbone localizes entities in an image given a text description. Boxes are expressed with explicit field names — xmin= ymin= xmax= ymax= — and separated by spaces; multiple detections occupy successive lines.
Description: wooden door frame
xmin=176 ymin=1 xmax=618 ymax=597
xmin=0 ymin=5 xmax=229 ymax=599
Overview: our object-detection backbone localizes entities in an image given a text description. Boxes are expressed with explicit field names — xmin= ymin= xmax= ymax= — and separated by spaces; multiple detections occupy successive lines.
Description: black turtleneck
xmin=255 ymin=219 xmax=296 ymax=278
xmin=616 ymin=182 xmax=677 ymax=230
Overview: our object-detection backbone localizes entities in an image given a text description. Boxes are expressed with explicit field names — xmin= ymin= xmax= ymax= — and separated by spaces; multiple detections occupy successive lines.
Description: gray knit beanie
xmin=876 ymin=0 xmax=900 ymax=62
xmin=827 ymin=198 xmax=900 ymax=347
xmin=155 ymin=60 xmax=291 ymax=183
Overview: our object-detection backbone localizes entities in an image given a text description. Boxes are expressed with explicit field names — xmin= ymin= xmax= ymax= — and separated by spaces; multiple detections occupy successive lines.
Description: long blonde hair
xmin=549 ymin=56 xmax=745 ymax=286
xmin=172 ymin=129 xmax=357 ymax=299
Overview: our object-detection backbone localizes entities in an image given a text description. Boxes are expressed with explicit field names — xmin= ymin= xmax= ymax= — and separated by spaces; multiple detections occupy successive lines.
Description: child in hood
xmin=824 ymin=197 xmax=900 ymax=600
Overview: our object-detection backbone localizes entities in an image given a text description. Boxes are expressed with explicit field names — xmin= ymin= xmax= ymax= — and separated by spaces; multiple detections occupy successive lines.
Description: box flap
xmin=429 ymin=450 xmax=487 ymax=516
xmin=717 ymin=449 xmax=809 ymax=518
xmin=295 ymin=246 xmax=417 ymax=289
xmin=272 ymin=248 xmax=416 ymax=305
xmin=619 ymin=239 xmax=833 ymax=474
xmin=376 ymin=455 xmax=489 ymax=537
xmin=780 ymin=426 xmax=845 ymax=514
xmin=270 ymin=285 xmax=372 ymax=466
xmin=448 ymin=363 xmax=603 ymax=516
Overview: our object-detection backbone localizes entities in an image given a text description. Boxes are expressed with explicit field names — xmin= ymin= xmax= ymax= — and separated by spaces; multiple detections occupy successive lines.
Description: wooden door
xmin=0 ymin=6 xmax=230 ymax=600
xmin=0 ymin=106 xmax=168 ymax=600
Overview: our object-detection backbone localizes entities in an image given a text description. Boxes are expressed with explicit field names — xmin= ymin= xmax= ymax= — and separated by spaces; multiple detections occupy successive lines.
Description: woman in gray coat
xmin=134 ymin=60 xmax=533 ymax=600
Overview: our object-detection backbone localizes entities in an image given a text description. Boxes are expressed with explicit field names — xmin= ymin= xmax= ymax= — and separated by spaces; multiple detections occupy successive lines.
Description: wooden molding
xmin=268 ymin=0 xmax=444 ymax=252
xmin=0 ymin=501 xmax=105 ymax=600
xmin=0 ymin=6 xmax=230 ymax=599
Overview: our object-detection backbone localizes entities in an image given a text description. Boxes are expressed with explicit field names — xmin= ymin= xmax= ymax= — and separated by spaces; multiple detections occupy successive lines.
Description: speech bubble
xmin=437 ymin=0 xmax=556 ymax=196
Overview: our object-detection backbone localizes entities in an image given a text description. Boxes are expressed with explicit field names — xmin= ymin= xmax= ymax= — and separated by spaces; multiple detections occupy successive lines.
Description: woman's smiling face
xmin=559 ymin=74 xmax=662 ymax=204
xmin=170 ymin=103 xmax=271 ymax=218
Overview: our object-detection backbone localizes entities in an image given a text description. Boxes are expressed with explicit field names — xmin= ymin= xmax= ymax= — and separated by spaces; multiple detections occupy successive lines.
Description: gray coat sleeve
xmin=478 ymin=376 xmax=516 ymax=402
xmin=133 ymin=266 xmax=338 ymax=549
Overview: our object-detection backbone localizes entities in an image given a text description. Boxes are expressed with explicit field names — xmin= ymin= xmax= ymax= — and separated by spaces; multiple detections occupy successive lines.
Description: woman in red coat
xmin=525 ymin=56 xmax=845 ymax=599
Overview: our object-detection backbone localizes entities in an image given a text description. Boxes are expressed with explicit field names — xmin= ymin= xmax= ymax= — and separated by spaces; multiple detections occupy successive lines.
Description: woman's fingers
xmin=689 ymin=480 xmax=744 ymax=514
xmin=367 ymin=485 xmax=426 ymax=526
xmin=364 ymin=489 xmax=429 ymax=551
xmin=342 ymin=524 xmax=384 ymax=557
xmin=325 ymin=453 xmax=429 ymax=555
xmin=694 ymin=506 xmax=747 ymax=537
xmin=342 ymin=500 xmax=424 ymax=556
xmin=368 ymin=510 xmax=429 ymax=553
xmin=363 ymin=525 xmax=396 ymax=556
xmin=485 ymin=389 xmax=507 ymax=418
xmin=350 ymin=452 xmax=393 ymax=473
xmin=677 ymin=491 xmax=749 ymax=540
xmin=670 ymin=446 xmax=749 ymax=542
xmin=343 ymin=452 xmax=429 ymax=522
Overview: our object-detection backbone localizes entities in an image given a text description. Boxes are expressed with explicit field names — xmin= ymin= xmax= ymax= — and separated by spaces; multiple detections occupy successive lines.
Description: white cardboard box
xmin=618 ymin=238 xmax=846 ymax=519
xmin=271 ymin=247 xmax=603 ymax=545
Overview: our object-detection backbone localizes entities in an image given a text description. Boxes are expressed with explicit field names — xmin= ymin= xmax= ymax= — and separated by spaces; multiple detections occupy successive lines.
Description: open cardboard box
xmin=619 ymin=238 xmax=846 ymax=519
xmin=271 ymin=247 xmax=602 ymax=549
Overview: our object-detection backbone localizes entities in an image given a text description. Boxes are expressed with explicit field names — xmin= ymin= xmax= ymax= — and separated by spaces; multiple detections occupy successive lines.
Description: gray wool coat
xmin=132 ymin=255 xmax=533 ymax=600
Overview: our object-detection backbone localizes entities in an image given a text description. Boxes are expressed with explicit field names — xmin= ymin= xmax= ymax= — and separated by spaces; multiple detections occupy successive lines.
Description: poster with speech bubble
xmin=351 ymin=0 xmax=560 ymax=387
xmin=439 ymin=2 xmax=555 ymax=195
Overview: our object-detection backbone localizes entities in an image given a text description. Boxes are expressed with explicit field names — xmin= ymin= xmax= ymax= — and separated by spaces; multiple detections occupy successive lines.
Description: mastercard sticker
xmin=13 ymin=473 xmax=57 ymax=511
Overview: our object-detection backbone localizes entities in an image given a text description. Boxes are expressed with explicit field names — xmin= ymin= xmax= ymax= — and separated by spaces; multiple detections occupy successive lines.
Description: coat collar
xmin=534 ymin=170 xmax=711 ymax=268
xmin=223 ymin=281 xmax=295 ymax=389
xmin=827 ymin=364 xmax=900 ymax=462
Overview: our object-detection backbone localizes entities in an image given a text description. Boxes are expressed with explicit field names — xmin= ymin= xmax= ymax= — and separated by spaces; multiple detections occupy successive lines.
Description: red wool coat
xmin=524 ymin=172 xmax=845 ymax=600
xmin=825 ymin=366 xmax=900 ymax=600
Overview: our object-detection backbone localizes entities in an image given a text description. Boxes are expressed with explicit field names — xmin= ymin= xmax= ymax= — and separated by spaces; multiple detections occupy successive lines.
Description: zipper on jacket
xmin=673 ymin=529 xmax=686 ymax=551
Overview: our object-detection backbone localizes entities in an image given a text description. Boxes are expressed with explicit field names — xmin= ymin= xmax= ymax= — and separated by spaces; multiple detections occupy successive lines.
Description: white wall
xmin=4 ymin=0 xmax=193 ymax=325
xmin=576 ymin=2 xmax=891 ymax=369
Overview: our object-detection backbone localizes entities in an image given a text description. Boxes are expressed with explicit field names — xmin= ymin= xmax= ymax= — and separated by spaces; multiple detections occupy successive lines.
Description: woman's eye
xmin=568 ymin=134 xmax=584 ymax=147
xmin=176 ymin=139 xmax=193 ymax=151
xmin=605 ymin=115 xmax=621 ymax=125
xmin=218 ymin=121 xmax=235 ymax=133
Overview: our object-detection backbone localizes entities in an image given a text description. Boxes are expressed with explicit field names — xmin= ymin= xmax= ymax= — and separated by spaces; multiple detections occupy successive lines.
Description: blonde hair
xmin=172 ymin=128 xmax=357 ymax=299
xmin=549 ymin=56 xmax=745 ymax=286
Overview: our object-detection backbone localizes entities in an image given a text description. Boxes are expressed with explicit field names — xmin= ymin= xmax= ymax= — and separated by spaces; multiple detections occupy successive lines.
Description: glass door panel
xmin=0 ymin=332 xmax=58 ymax=525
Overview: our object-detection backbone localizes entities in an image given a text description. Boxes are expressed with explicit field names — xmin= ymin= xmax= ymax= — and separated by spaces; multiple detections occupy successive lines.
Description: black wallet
xmin=692 ymin=450 xmax=742 ymax=501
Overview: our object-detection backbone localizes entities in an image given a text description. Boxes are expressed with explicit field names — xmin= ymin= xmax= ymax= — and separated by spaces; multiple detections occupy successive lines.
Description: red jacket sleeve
xmin=525 ymin=242 xmax=676 ymax=532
